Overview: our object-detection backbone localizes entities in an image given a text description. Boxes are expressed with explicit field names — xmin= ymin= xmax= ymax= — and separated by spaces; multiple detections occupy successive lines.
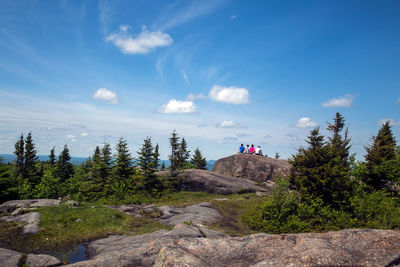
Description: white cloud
xmin=186 ymin=93 xmax=206 ymax=101
xmin=296 ymin=117 xmax=317 ymax=128
xmin=218 ymin=120 xmax=244 ymax=128
xmin=93 ymin=88 xmax=118 ymax=104
xmin=209 ymin=85 xmax=250 ymax=104
xmin=378 ymin=118 xmax=400 ymax=126
xmin=81 ymin=132 xmax=88 ymax=137
xmin=230 ymin=15 xmax=236 ymax=20
xmin=159 ymin=99 xmax=196 ymax=114
xmin=322 ymin=94 xmax=354 ymax=108
xmin=106 ymin=25 xmax=173 ymax=54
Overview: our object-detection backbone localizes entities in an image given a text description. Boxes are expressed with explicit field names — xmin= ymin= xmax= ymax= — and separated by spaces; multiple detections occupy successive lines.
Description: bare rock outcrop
xmin=213 ymin=154 xmax=291 ymax=183
xmin=0 ymin=212 xmax=42 ymax=234
xmin=157 ymin=169 xmax=266 ymax=194
xmin=65 ymin=226 xmax=400 ymax=267
xmin=0 ymin=199 xmax=61 ymax=213
xmin=0 ymin=248 xmax=61 ymax=267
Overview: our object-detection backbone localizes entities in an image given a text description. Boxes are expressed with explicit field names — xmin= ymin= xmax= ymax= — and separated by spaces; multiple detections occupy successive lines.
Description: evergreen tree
xmin=114 ymin=137 xmax=133 ymax=181
xmin=169 ymin=130 xmax=180 ymax=175
xmin=49 ymin=147 xmax=56 ymax=165
xmin=275 ymin=153 xmax=280 ymax=159
xmin=161 ymin=162 xmax=166 ymax=170
xmin=137 ymin=137 xmax=156 ymax=177
xmin=177 ymin=137 xmax=190 ymax=169
xmin=365 ymin=121 xmax=396 ymax=166
xmin=363 ymin=121 xmax=397 ymax=190
xmin=191 ymin=148 xmax=207 ymax=169
xmin=290 ymin=113 xmax=353 ymax=208
xmin=56 ymin=145 xmax=74 ymax=184
xmin=14 ymin=134 xmax=24 ymax=178
xmin=153 ymin=143 xmax=160 ymax=170
xmin=90 ymin=146 xmax=102 ymax=181
xmin=100 ymin=141 xmax=113 ymax=181
xmin=24 ymin=132 xmax=39 ymax=185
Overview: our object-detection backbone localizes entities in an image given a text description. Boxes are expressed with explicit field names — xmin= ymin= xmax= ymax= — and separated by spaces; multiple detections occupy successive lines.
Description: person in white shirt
xmin=255 ymin=145 xmax=263 ymax=156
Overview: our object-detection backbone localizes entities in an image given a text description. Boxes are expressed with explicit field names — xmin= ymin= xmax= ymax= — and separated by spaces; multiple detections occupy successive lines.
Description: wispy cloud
xmin=158 ymin=0 xmax=226 ymax=30
xmin=93 ymin=88 xmax=118 ymax=104
xmin=186 ymin=93 xmax=206 ymax=101
xmin=159 ymin=99 xmax=196 ymax=114
xmin=322 ymin=94 xmax=354 ymax=108
xmin=217 ymin=120 xmax=245 ymax=128
xmin=296 ymin=117 xmax=317 ymax=128
xmin=209 ymin=85 xmax=250 ymax=104
xmin=181 ymin=69 xmax=190 ymax=85
xmin=220 ymin=136 xmax=239 ymax=143
xmin=230 ymin=15 xmax=237 ymax=20
xmin=106 ymin=25 xmax=173 ymax=54
xmin=378 ymin=118 xmax=400 ymax=126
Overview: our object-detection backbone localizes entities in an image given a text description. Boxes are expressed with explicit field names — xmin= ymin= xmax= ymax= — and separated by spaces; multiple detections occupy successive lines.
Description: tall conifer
xmin=24 ymin=132 xmax=39 ymax=185
xmin=191 ymin=148 xmax=207 ymax=169
xmin=56 ymin=145 xmax=74 ymax=183
xmin=169 ymin=130 xmax=180 ymax=175
xmin=114 ymin=137 xmax=133 ymax=181
xmin=14 ymin=134 xmax=24 ymax=178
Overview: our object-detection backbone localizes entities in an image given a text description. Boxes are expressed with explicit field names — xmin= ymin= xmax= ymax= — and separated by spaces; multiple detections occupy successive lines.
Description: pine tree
xmin=290 ymin=113 xmax=353 ymax=208
xmin=100 ymin=141 xmax=113 ymax=181
xmin=153 ymin=143 xmax=160 ymax=170
xmin=137 ymin=137 xmax=156 ymax=177
xmin=161 ymin=162 xmax=166 ymax=170
xmin=24 ymin=132 xmax=39 ymax=185
xmin=56 ymin=145 xmax=74 ymax=184
xmin=365 ymin=121 xmax=396 ymax=166
xmin=114 ymin=137 xmax=133 ymax=181
xmin=169 ymin=130 xmax=180 ymax=175
xmin=191 ymin=148 xmax=207 ymax=169
xmin=49 ymin=147 xmax=56 ymax=165
xmin=177 ymin=137 xmax=190 ymax=169
xmin=14 ymin=134 xmax=24 ymax=178
xmin=363 ymin=121 xmax=397 ymax=190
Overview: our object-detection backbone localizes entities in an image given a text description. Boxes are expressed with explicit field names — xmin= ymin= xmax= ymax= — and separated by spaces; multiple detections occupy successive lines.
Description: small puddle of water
xmin=67 ymin=244 xmax=88 ymax=264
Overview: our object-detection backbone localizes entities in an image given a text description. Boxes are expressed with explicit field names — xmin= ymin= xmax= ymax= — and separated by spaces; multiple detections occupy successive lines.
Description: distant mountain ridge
xmin=0 ymin=154 xmax=216 ymax=170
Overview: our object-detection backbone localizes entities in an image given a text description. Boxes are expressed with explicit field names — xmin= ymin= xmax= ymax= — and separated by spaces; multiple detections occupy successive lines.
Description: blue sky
xmin=0 ymin=0 xmax=399 ymax=160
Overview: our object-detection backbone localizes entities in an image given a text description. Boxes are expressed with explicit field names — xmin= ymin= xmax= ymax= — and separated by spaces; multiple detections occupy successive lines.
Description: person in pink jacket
xmin=249 ymin=144 xmax=255 ymax=154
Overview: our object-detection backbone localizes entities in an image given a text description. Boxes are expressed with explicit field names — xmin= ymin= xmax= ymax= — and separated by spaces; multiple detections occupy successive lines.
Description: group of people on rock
xmin=238 ymin=144 xmax=263 ymax=156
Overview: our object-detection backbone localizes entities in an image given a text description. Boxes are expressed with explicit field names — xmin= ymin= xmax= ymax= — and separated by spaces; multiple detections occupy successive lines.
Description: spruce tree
xmin=177 ymin=137 xmax=190 ymax=169
xmin=100 ymin=141 xmax=113 ymax=181
xmin=169 ymin=130 xmax=180 ymax=175
xmin=137 ymin=137 xmax=156 ymax=177
xmin=161 ymin=162 xmax=166 ymax=170
xmin=56 ymin=145 xmax=74 ymax=184
xmin=191 ymin=148 xmax=207 ymax=169
xmin=363 ymin=121 xmax=397 ymax=190
xmin=49 ymin=147 xmax=56 ymax=165
xmin=290 ymin=113 xmax=353 ymax=208
xmin=114 ymin=137 xmax=133 ymax=181
xmin=14 ymin=134 xmax=24 ymax=178
xmin=153 ymin=143 xmax=160 ymax=170
xmin=24 ymin=132 xmax=39 ymax=185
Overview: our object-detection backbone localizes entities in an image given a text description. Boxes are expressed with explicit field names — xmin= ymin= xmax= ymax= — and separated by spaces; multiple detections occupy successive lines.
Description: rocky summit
xmin=213 ymin=154 xmax=291 ymax=183
xmin=65 ymin=226 xmax=400 ymax=267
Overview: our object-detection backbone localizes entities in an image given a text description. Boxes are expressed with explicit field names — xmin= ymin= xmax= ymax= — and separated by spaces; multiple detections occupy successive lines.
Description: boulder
xmin=0 ymin=212 xmax=42 ymax=234
xmin=65 ymin=226 xmax=400 ymax=267
xmin=213 ymin=154 xmax=291 ymax=182
xmin=0 ymin=248 xmax=61 ymax=267
xmin=155 ymin=202 xmax=223 ymax=226
xmin=157 ymin=169 xmax=266 ymax=194
xmin=0 ymin=199 xmax=61 ymax=213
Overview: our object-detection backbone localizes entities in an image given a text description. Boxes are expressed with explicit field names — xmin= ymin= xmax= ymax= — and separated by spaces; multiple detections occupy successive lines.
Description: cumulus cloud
xmin=67 ymin=134 xmax=75 ymax=139
xmin=186 ymin=93 xmax=206 ymax=101
xmin=93 ymin=88 xmax=118 ymax=104
xmin=159 ymin=99 xmax=196 ymax=114
xmin=106 ymin=25 xmax=173 ymax=54
xmin=378 ymin=118 xmax=400 ymax=126
xmin=209 ymin=85 xmax=250 ymax=104
xmin=296 ymin=117 xmax=317 ymax=128
xmin=81 ymin=132 xmax=88 ymax=137
xmin=217 ymin=120 xmax=244 ymax=128
xmin=322 ymin=94 xmax=354 ymax=108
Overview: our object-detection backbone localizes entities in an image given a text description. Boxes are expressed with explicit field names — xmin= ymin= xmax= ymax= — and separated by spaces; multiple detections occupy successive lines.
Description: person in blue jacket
xmin=238 ymin=144 xmax=245 ymax=153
